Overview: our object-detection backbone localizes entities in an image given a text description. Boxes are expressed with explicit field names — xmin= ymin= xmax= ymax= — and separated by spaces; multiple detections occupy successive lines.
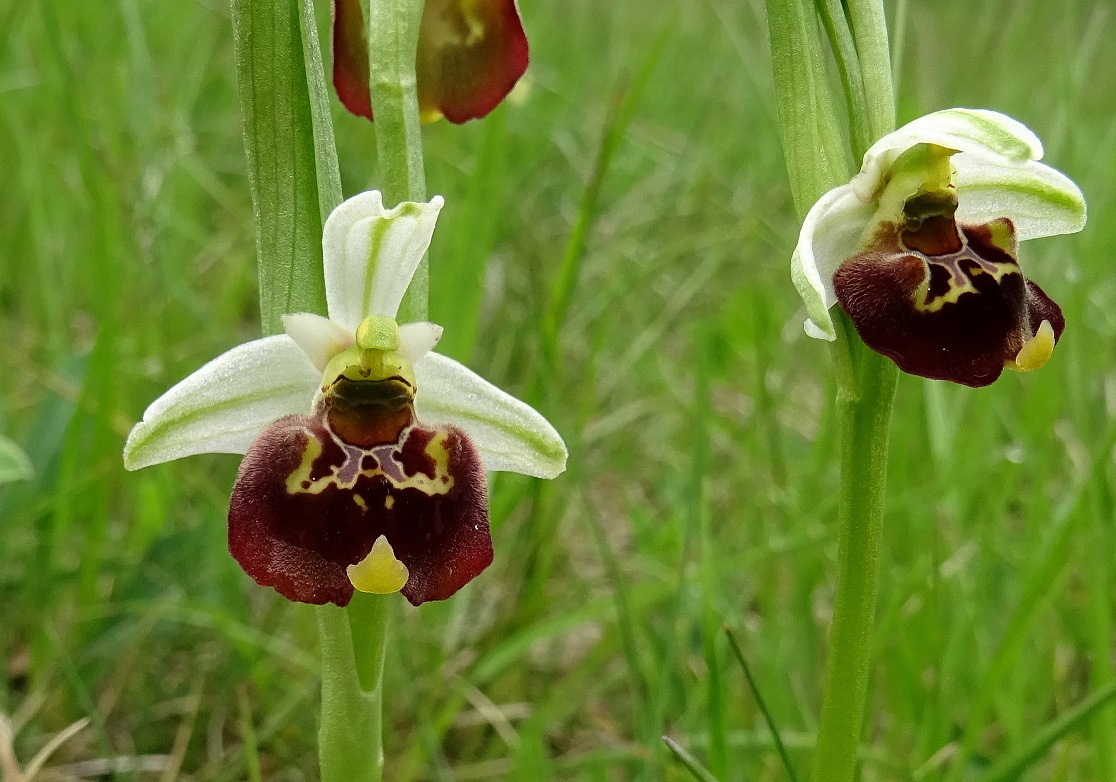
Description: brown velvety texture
xmin=228 ymin=408 xmax=491 ymax=606
xmin=332 ymin=0 xmax=528 ymax=123
xmin=834 ymin=217 xmax=1064 ymax=387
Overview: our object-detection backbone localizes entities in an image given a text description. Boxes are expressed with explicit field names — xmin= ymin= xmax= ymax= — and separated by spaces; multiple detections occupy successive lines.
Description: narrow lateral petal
xmin=398 ymin=321 xmax=444 ymax=364
xmin=332 ymin=0 xmax=373 ymax=120
xmin=954 ymin=155 xmax=1087 ymax=241
xmin=413 ymin=352 xmax=566 ymax=478
xmin=283 ymin=312 xmax=355 ymax=372
xmin=792 ymin=184 xmax=874 ymax=340
xmin=853 ymin=109 xmax=1044 ymax=203
xmin=416 ymin=0 xmax=529 ymax=123
xmin=322 ymin=192 xmax=445 ymax=331
xmin=123 ymin=336 xmax=320 ymax=470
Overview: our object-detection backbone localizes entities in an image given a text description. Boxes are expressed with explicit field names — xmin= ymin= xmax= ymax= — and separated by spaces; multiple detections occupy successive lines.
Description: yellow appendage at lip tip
xmin=1007 ymin=320 xmax=1056 ymax=373
xmin=347 ymin=536 xmax=409 ymax=594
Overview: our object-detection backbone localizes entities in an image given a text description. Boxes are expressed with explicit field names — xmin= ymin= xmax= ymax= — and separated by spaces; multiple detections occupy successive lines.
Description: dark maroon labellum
xmin=228 ymin=401 xmax=491 ymax=606
xmin=833 ymin=211 xmax=1064 ymax=387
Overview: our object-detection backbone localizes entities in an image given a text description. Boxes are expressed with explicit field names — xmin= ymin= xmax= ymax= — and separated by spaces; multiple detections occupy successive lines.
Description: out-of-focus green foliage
xmin=0 ymin=1 xmax=1113 ymax=779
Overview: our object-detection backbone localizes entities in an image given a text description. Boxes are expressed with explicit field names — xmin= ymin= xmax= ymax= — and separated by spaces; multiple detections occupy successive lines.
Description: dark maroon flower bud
xmin=333 ymin=0 xmax=529 ymax=124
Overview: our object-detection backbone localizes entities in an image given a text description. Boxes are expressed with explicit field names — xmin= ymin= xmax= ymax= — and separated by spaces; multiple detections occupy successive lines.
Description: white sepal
xmin=282 ymin=312 xmax=355 ymax=372
xmin=413 ymin=352 xmax=567 ymax=479
xmin=853 ymin=109 xmax=1043 ymax=203
xmin=322 ymin=191 xmax=445 ymax=330
xmin=955 ymin=155 xmax=1087 ymax=241
xmin=792 ymin=185 xmax=874 ymax=341
xmin=398 ymin=322 xmax=444 ymax=364
xmin=123 ymin=335 xmax=321 ymax=470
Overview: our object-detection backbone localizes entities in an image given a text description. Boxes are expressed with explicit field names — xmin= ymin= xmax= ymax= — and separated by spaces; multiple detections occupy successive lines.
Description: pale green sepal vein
xmin=853 ymin=109 xmax=1044 ymax=203
xmin=955 ymin=157 xmax=1087 ymax=241
xmin=414 ymin=353 xmax=568 ymax=479
xmin=322 ymin=192 xmax=444 ymax=332
xmin=123 ymin=336 xmax=321 ymax=470
xmin=0 ymin=435 xmax=33 ymax=484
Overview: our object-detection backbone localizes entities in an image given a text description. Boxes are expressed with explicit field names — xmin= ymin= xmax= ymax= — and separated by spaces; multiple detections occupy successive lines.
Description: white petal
xmin=322 ymin=191 xmax=445 ymax=330
xmin=124 ymin=335 xmax=321 ymax=470
xmin=282 ymin=313 xmax=355 ymax=372
xmin=791 ymin=184 xmax=873 ymax=341
xmin=955 ymin=154 xmax=1087 ymax=241
xmin=853 ymin=109 xmax=1044 ymax=203
xmin=413 ymin=353 xmax=567 ymax=479
xmin=398 ymin=321 xmax=444 ymax=364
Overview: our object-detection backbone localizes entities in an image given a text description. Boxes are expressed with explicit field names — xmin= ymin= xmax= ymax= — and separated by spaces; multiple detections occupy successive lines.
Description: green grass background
xmin=2 ymin=0 xmax=1115 ymax=779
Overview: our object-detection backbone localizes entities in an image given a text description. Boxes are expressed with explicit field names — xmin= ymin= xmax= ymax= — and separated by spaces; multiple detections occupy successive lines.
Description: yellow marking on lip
xmin=288 ymin=430 xmax=456 ymax=498
xmin=347 ymin=536 xmax=409 ymax=595
xmin=285 ymin=433 xmax=324 ymax=495
xmin=353 ymin=494 xmax=368 ymax=511
xmin=1006 ymin=320 xmax=1056 ymax=373
xmin=914 ymin=259 xmax=1020 ymax=313
xmin=384 ymin=495 xmax=395 ymax=510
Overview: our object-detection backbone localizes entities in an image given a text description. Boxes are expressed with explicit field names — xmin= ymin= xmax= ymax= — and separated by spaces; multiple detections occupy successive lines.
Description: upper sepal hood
xmin=333 ymin=0 xmax=529 ymax=124
xmin=791 ymin=108 xmax=1086 ymax=386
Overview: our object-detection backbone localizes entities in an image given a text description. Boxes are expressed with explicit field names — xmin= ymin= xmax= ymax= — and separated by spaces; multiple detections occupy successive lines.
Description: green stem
xmin=844 ymin=0 xmax=895 ymax=147
xmin=809 ymin=319 xmax=898 ymax=782
xmin=766 ymin=0 xmax=897 ymax=775
xmin=317 ymin=603 xmax=388 ymax=782
xmin=366 ymin=0 xmax=428 ymax=322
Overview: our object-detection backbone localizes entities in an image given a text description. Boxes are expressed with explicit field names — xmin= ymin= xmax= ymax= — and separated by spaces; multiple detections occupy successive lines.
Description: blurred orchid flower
xmin=124 ymin=192 xmax=566 ymax=606
xmin=333 ymin=0 xmax=529 ymax=124
xmin=792 ymin=108 xmax=1086 ymax=386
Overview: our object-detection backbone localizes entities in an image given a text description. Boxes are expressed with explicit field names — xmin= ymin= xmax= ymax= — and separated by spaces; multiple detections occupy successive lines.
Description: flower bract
xmin=792 ymin=108 xmax=1087 ymax=387
xmin=124 ymin=191 xmax=566 ymax=606
xmin=333 ymin=0 xmax=529 ymax=124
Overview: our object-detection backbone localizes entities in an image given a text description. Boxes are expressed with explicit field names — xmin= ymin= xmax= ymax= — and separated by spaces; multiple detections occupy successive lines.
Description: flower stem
xmin=763 ymin=0 xmax=898 ymax=776
xmin=366 ymin=0 xmax=429 ymax=322
xmin=317 ymin=602 xmax=387 ymax=782
xmin=810 ymin=319 xmax=898 ymax=782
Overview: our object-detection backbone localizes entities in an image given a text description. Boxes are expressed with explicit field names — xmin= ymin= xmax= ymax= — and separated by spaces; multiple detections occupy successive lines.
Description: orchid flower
xmin=333 ymin=0 xmax=528 ymax=124
xmin=792 ymin=108 xmax=1087 ymax=387
xmin=124 ymin=191 xmax=566 ymax=606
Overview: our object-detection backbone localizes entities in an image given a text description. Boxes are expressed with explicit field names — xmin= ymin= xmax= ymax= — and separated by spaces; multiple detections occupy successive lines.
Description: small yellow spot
xmin=384 ymin=495 xmax=395 ymax=510
xmin=1007 ymin=320 xmax=1056 ymax=373
xmin=347 ymin=536 xmax=409 ymax=595
xmin=353 ymin=494 xmax=368 ymax=511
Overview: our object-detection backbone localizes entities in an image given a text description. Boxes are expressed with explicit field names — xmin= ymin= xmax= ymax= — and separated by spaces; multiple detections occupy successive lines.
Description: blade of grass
xmin=726 ymin=627 xmax=801 ymax=782
xmin=541 ymin=13 xmax=672 ymax=366
xmin=976 ymin=681 xmax=1116 ymax=782
xmin=946 ymin=422 xmax=1116 ymax=781
xmin=663 ymin=737 xmax=722 ymax=782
